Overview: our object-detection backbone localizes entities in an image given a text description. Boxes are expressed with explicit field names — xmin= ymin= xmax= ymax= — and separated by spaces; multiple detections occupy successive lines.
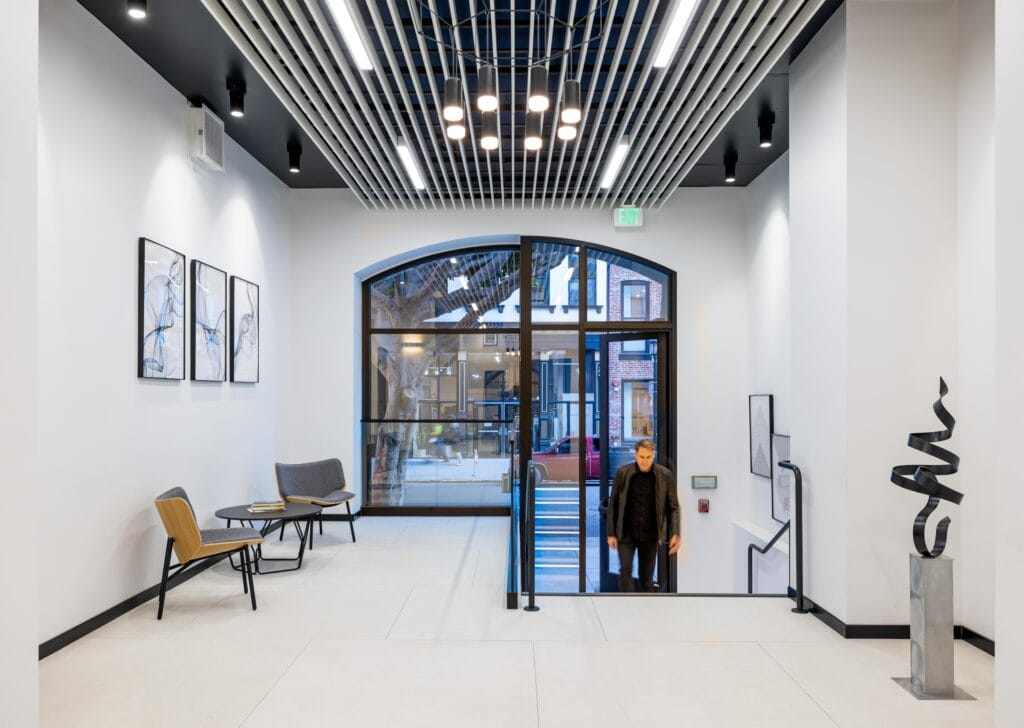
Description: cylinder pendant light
xmin=227 ymin=79 xmax=246 ymax=118
xmin=557 ymin=124 xmax=577 ymax=141
xmin=480 ymin=112 xmax=499 ymax=150
xmin=446 ymin=122 xmax=466 ymax=141
xmin=561 ymin=80 xmax=581 ymax=124
xmin=127 ymin=0 xmax=147 ymax=19
xmin=288 ymin=142 xmax=301 ymax=174
xmin=525 ymin=112 xmax=543 ymax=151
xmin=443 ymin=77 xmax=464 ymax=122
xmin=528 ymin=66 xmax=550 ymax=113
xmin=477 ymin=65 xmax=498 ymax=112
xmin=724 ymin=149 xmax=738 ymax=183
xmin=758 ymin=110 xmax=775 ymax=148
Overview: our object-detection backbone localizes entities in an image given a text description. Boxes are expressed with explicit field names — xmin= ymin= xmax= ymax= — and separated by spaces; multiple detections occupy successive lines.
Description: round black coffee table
xmin=215 ymin=502 xmax=322 ymax=574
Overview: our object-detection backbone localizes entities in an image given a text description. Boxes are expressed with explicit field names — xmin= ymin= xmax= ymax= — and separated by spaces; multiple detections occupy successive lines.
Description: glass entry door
xmin=589 ymin=332 xmax=671 ymax=593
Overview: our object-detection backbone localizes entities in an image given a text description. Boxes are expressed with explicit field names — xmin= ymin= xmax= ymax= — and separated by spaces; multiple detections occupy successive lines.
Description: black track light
xmin=127 ymin=0 xmax=147 ymax=20
xmin=724 ymin=149 xmax=738 ymax=184
xmin=288 ymin=142 xmax=301 ymax=174
xmin=758 ymin=109 xmax=775 ymax=148
xmin=227 ymin=79 xmax=246 ymax=118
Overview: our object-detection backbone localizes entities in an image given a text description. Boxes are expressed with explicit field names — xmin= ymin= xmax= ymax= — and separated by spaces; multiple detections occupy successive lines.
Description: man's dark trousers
xmin=617 ymin=540 xmax=658 ymax=592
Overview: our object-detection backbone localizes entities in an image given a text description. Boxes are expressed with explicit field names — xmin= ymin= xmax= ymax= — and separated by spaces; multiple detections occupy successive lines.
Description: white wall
xmin=789 ymin=5 xmax=850 ymax=621
xmin=956 ymin=0 xmax=996 ymax=643
xmin=37 ymin=0 xmax=293 ymax=641
xmin=286 ymin=187 xmax=767 ymax=592
xmin=745 ymin=152 xmax=791 ymax=522
xmin=0 ymin=0 xmax=39 ymax=724
xmin=845 ymin=0 xmax=960 ymax=626
xmin=994 ymin=0 xmax=1024 ymax=722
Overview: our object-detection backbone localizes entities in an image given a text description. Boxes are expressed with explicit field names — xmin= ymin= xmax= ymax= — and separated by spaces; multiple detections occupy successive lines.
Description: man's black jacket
xmin=607 ymin=462 xmax=681 ymax=543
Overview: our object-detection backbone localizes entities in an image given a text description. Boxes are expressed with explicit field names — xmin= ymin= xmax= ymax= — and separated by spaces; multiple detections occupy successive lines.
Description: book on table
xmin=249 ymin=500 xmax=285 ymax=512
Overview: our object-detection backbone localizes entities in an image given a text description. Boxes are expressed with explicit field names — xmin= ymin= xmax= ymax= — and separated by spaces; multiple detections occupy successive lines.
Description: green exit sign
xmin=614 ymin=206 xmax=643 ymax=228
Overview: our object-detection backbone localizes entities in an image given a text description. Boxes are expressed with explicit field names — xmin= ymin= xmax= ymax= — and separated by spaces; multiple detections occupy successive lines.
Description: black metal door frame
xmin=597 ymin=331 xmax=673 ymax=593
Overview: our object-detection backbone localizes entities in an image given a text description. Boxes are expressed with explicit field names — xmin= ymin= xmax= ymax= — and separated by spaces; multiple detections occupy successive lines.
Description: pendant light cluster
xmin=442 ymin=64 xmax=582 ymax=152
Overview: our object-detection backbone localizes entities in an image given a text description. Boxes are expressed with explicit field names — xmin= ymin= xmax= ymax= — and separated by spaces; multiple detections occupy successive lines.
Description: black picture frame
xmin=771 ymin=434 xmax=791 ymax=524
xmin=749 ymin=394 xmax=774 ymax=478
xmin=138 ymin=237 xmax=186 ymax=380
xmin=230 ymin=275 xmax=260 ymax=383
xmin=190 ymin=260 xmax=227 ymax=382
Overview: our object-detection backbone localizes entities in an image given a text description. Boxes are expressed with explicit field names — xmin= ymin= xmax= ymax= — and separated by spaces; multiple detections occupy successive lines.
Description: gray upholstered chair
xmin=153 ymin=487 xmax=264 ymax=620
xmin=274 ymin=459 xmax=356 ymax=546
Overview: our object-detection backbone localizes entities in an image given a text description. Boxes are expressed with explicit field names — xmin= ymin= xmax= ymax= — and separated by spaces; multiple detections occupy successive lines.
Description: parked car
xmin=529 ymin=435 xmax=601 ymax=482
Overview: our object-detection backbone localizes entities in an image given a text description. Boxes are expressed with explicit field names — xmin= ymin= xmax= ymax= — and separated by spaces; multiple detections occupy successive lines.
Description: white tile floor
xmin=39 ymin=517 xmax=994 ymax=727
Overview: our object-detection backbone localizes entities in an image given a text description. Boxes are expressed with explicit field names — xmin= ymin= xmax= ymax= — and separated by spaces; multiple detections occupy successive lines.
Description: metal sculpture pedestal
xmin=893 ymin=554 xmax=974 ymax=701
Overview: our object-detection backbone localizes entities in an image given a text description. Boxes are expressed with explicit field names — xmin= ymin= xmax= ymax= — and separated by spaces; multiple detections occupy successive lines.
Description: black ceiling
xmin=78 ymin=0 xmax=841 ymax=196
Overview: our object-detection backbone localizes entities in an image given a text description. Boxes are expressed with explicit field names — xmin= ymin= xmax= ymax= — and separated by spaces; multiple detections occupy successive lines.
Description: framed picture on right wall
xmin=771 ymin=433 xmax=792 ymax=524
xmin=230 ymin=275 xmax=259 ymax=383
xmin=748 ymin=394 xmax=774 ymax=478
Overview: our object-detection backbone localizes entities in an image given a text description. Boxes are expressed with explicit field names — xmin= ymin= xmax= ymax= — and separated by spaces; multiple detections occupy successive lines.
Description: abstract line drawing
xmin=890 ymin=377 xmax=963 ymax=558
xmin=771 ymin=433 xmax=791 ymax=523
xmin=138 ymin=238 xmax=185 ymax=380
xmin=191 ymin=260 xmax=227 ymax=382
xmin=749 ymin=394 xmax=774 ymax=478
xmin=230 ymin=275 xmax=259 ymax=383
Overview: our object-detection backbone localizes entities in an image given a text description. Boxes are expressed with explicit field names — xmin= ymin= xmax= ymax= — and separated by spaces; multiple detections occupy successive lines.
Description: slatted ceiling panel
xmin=198 ymin=0 xmax=820 ymax=207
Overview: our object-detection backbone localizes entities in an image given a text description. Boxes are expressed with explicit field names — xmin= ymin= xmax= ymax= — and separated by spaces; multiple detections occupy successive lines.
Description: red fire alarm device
xmin=698 ymin=498 xmax=710 ymax=513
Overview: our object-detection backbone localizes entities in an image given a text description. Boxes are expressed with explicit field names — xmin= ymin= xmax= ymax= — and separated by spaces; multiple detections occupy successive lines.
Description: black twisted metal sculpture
xmin=890 ymin=378 xmax=963 ymax=558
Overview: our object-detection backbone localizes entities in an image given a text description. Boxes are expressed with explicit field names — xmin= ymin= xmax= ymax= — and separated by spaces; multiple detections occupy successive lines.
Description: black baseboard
xmin=360 ymin=506 xmax=511 ymax=516
xmin=39 ymin=520 xmax=289 ymax=660
xmin=794 ymin=595 xmax=995 ymax=655
xmin=39 ymin=551 xmax=228 ymax=660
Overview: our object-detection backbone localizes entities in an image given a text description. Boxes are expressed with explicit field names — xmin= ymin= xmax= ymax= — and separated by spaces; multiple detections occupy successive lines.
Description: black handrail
xmin=747 ymin=521 xmax=790 ymax=594
xmin=523 ymin=463 xmax=540 ymax=612
xmin=778 ymin=460 xmax=809 ymax=613
xmin=505 ymin=438 xmax=519 ymax=609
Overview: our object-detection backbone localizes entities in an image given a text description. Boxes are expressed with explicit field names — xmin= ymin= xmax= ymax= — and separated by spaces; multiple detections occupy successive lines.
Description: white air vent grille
xmin=188 ymin=104 xmax=225 ymax=172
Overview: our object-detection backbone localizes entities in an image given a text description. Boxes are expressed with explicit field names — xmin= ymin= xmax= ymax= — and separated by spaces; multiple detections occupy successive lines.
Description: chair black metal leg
xmin=157 ymin=538 xmax=173 ymax=620
xmin=279 ymin=519 xmax=285 ymax=541
xmin=346 ymin=502 xmax=356 ymax=542
xmin=241 ymin=547 xmax=249 ymax=594
xmin=319 ymin=512 xmax=324 ymax=535
xmin=243 ymin=547 xmax=257 ymax=611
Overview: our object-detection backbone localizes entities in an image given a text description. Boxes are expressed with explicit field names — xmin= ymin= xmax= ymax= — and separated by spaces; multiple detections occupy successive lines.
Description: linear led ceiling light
xmin=758 ymin=110 xmax=775 ymax=148
xmin=227 ymin=79 xmax=246 ymax=118
xmin=481 ymin=112 xmax=499 ymax=150
xmin=396 ymin=141 xmax=426 ymax=189
xmin=528 ymin=66 xmax=550 ymax=113
xmin=325 ymin=0 xmax=374 ymax=71
xmin=653 ymin=0 xmax=699 ymax=68
xmin=127 ymin=0 xmax=147 ymax=20
xmin=724 ymin=148 xmax=738 ymax=183
xmin=600 ymin=136 xmax=630 ymax=188
xmin=477 ymin=66 xmax=498 ymax=112
xmin=288 ymin=142 xmax=301 ymax=174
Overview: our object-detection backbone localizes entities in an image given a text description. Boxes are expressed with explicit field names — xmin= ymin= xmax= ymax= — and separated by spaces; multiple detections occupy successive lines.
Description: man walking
xmin=606 ymin=439 xmax=681 ymax=592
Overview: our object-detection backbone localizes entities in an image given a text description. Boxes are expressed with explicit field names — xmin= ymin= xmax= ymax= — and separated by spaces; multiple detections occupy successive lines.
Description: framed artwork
xmin=138 ymin=237 xmax=186 ymax=380
xmin=483 ymin=332 xmax=498 ymax=346
xmin=230 ymin=275 xmax=259 ymax=383
xmin=749 ymin=394 xmax=774 ymax=478
xmin=190 ymin=260 xmax=227 ymax=382
xmin=771 ymin=434 xmax=792 ymax=524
